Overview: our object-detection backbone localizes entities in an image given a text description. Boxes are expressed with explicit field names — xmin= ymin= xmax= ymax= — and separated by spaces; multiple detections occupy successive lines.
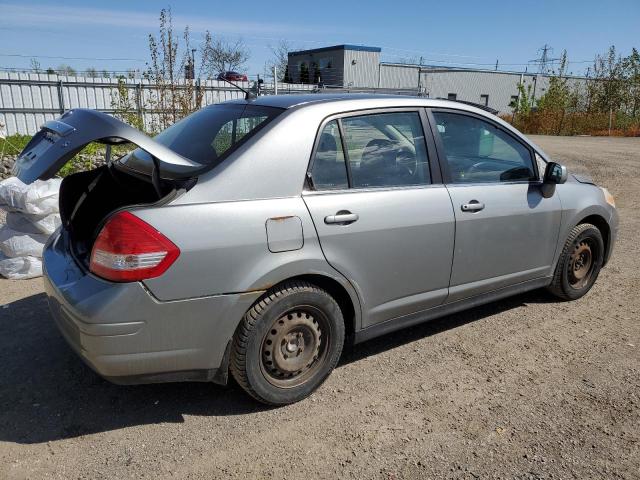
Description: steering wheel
xmin=396 ymin=147 xmax=417 ymax=176
xmin=467 ymin=161 xmax=493 ymax=176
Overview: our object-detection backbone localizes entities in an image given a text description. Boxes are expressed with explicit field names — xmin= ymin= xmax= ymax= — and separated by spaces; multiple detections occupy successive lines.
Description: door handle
xmin=461 ymin=201 xmax=485 ymax=212
xmin=324 ymin=211 xmax=359 ymax=225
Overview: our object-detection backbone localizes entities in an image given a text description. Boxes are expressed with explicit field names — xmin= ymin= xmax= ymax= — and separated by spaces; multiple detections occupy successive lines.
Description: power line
xmin=381 ymin=54 xmax=592 ymax=68
xmin=0 ymin=53 xmax=145 ymax=61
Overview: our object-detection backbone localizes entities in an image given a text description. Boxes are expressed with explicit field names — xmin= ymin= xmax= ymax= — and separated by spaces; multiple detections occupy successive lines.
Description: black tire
xmin=547 ymin=223 xmax=604 ymax=300
xmin=230 ymin=281 xmax=345 ymax=405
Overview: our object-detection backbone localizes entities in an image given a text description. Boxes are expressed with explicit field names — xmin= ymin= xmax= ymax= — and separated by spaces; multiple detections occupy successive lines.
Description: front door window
xmin=432 ymin=111 xmax=535 ymax=183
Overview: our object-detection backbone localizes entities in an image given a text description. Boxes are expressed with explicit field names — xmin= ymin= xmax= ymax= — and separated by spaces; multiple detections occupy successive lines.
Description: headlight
xmin=601 ymin=187 xmax=616 ymax=208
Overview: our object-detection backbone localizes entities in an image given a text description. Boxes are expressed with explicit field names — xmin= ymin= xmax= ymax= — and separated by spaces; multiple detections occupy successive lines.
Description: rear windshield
xmin=121 ymin=104 xmax=282 ymax=168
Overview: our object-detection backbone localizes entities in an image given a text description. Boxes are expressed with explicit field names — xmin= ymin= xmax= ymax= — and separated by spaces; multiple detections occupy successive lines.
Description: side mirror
xmin=544 ymin=162 xmax=568 ymax=184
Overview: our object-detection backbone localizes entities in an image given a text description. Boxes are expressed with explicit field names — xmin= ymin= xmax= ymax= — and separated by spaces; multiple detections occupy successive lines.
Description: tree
xmin=110 ymin=76 xmax=143 ymax=130
xmin=622 ymin=48 xmax=640 ymax=117
xmin=397 ymin=56 xmax=419 ymax=65
xmin=536 ymin=51 xmax=575 ymax=134
xmin=101 ymin=70 xmax=110 ymax=78
xmin=85 ymin=67 xmax=98 ymax=78
xmin=30 ymin=58 xmax=41 ymax=74
xmin=201 ymin=33 xmax=250 ymax=77
xmin=267 ymin=39 xmax=292 ymax=81
xmin=144 ymin=8 xmax=202 ymax=131
xmin=300 ymin=62 xmax=309 ymax=84
xmin=57 ymin=64 xmax=77 ymax=76
xmin=312 ymin=62 xmax=321 ymax=84
xmin=512 ymin=81 xmax=535 ymax=116
xmin=45 ymin=67 xmax=55 ymax=75
xmin=589 ymin=46 xmax=625 ymax=113
xmin=283 ymin=65 xmax=291 ymax=83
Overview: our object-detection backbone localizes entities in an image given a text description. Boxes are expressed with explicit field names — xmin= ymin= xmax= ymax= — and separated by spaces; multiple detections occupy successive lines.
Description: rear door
xmin=303 ymin=109 xmax=455 ymax=327
xmin=428 ymin=109 xmax=562 ymax=302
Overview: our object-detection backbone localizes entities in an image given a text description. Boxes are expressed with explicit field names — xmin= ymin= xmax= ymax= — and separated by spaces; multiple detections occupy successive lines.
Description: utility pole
xmin=495 ymin=59 xmax=499 ymax=71
xmin=274 ymin=66 xmax=278 ymax=95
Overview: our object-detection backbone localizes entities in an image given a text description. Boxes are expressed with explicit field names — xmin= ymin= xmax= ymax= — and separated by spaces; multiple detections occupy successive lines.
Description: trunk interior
xmin=59 ymin=165 xmax=192 ymax=264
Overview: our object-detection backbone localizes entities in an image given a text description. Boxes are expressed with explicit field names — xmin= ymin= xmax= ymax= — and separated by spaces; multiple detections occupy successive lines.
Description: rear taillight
xmin=89 ymin=211 xmax=179 ymax=282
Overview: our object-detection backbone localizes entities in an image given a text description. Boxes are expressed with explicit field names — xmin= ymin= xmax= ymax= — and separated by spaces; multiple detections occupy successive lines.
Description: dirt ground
xmin=0 ymin=135 xmax=638 ymax=479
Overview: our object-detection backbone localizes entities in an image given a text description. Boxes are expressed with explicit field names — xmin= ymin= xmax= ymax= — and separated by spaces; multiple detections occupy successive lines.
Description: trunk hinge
xmin=150 ymin=155 xmax=163 ymax=198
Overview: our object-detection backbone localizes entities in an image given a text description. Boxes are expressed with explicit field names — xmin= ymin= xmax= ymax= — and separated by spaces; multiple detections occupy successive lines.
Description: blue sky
xmin=1 ymin=0 xmax=638 ymax=78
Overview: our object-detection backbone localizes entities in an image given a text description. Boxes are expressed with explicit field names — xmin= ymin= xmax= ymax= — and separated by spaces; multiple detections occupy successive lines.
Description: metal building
xmin=287 ymin=45 xmax=589 ymax=114
xmin=287 ymin=45 xmax=381 ymax=88
xmin=381 ymin=65 xmax=588 ymax=113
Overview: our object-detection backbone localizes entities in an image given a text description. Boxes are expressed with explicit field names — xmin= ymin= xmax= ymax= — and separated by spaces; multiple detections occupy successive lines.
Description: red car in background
xmin=217 ymin=71 xmax=248 ymax=82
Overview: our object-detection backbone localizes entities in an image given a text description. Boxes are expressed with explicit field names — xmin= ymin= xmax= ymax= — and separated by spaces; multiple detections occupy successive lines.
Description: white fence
xmin=0 ymin=72 xmax=316 ymax=136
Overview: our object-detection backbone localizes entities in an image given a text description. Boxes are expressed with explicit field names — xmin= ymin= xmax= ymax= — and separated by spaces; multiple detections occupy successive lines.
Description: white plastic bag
xmin=0 ymin=225 xmax=48 ymax=257
xmin=0 ymin=177 xmax=62 ymax=215
xmin=0 ymin=253 xmax=42 ymax=279
xmin=5 ymin=209 xmax=61 ymax=235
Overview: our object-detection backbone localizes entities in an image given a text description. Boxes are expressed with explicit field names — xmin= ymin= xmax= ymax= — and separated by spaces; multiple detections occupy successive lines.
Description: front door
xmin=430 ymin=109 xmax=562 ymax=302
xmin=303 ymin=111 xmax=455 ymax=327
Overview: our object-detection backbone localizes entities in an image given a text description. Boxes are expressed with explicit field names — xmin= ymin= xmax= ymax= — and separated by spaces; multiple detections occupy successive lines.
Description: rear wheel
xmin=230 ymin=281 xmax=345 ymax=405
xmin=547 ymin=223 xmax=604 ymax=300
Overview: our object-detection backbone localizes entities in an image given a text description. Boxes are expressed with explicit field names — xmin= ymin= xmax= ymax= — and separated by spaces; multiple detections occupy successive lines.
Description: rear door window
xmin=341 ymin=112 xmax=430 ymax=188
xmin=310 ymin=120 xmax=349 ymax=190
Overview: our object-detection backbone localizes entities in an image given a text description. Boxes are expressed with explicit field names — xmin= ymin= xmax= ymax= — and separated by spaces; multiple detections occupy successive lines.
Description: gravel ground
xmin=0 ymin=135 xmax=638 ymax=479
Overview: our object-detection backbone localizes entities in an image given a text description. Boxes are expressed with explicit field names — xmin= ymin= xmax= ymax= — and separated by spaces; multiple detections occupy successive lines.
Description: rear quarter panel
xmin=135 ymin=197 xmax=362 ymax=326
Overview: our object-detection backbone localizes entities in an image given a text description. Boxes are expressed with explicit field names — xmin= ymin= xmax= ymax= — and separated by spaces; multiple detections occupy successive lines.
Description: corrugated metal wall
xmin=343 ymin=50 xmax=380 ymax=88
xmin=0 ymin=72 xmax=314 ymax=135
xmin=420 ymin=70 xmax=524 ymax=112
xmin=377 ymin=64 xmax=590 ymax=113
xmin=378 ymin=64 xmax=420 ymax=89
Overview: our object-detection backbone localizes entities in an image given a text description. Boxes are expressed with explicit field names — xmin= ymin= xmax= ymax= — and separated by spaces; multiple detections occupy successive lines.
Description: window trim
xmin=426 ymin=107 xmax=540 ymax=186
xmin=306 ymin=119 xmax=350 ymax=191
xmin=305 ymin=107 xmax=441 ymax=193
xmin=336 ymin=118 xmax=353 ymax=187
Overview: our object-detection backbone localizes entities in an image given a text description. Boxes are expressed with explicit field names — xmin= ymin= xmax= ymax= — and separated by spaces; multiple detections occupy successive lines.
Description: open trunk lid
xmin=13 ymin=109 xmax=201 ymax=184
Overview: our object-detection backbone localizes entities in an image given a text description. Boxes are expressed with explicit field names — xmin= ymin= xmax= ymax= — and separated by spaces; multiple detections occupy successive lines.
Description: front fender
xmin=554 ymin=182 xmax=617 ymax=268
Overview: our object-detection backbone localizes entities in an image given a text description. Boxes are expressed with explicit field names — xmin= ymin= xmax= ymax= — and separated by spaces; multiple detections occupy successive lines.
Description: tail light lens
xmin=89 ymin=211 xmax=180 ymax=282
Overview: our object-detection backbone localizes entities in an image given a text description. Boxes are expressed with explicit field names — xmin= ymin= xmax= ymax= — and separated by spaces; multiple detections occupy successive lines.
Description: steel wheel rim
xmin=568 ymin=239 xmax=595 ymax=289
xmin=260 ymin=305 xmax=330 ymax=388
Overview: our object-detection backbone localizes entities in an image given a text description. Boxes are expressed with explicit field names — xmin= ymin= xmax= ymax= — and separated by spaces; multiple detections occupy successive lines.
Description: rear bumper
xmin=43 ymin=230 xmax=262 ymax=384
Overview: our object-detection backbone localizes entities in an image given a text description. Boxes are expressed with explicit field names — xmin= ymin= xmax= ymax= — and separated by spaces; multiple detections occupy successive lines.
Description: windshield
xmin=120 ymin=104 xmax=283 ymax=169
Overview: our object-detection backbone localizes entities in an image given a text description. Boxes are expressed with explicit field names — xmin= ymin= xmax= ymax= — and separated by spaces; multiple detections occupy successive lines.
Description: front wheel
xmin=230 ymin=281 xmax=345 ymax=405
xmin=547 ymin=223 xmax=604 ymax=300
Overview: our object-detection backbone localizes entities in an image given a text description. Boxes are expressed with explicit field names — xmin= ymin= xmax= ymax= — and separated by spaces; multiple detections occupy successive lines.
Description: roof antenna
xmin=218 ymin=77 xmax=256 ymax=100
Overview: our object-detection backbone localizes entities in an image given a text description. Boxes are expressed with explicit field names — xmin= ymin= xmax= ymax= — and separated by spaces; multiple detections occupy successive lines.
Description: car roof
xmin=223 ymin=93 xmax=493 ymax=113
xmin=224 ymin=93 xmax=405 ymax=109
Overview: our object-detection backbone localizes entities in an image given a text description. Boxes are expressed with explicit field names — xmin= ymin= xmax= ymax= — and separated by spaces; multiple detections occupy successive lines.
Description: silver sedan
xmin=14 ymin=94 xmax=618 ymax=405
